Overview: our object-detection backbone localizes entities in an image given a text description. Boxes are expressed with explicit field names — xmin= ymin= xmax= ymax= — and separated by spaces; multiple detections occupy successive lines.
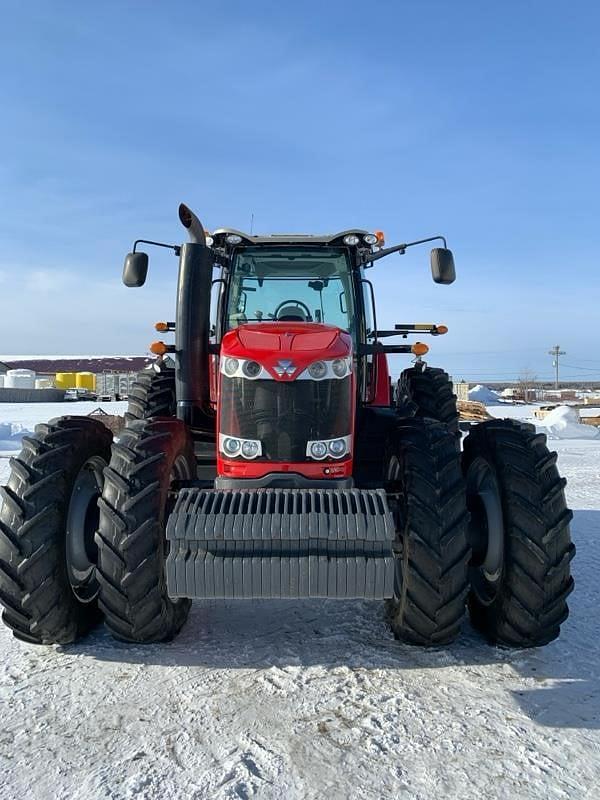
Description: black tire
xmin=386 ymin=418 xmax=470 ymax=645
xmin=96 ymin=418 xmax=195 ymax=643
xmin=462 ymin=419 xmax=575 ymax=647
xmin=0 ymin=417 xmax=112 ymax=645
xmin=398 ymin=366 xmax=459 ymax=438
xmin=124 ymin=366 xmax=176 ymax=425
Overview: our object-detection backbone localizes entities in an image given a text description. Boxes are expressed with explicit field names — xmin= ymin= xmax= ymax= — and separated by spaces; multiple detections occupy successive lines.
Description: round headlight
xmin=242 ymin=360 xmax=261 ymax=378
xmin=225 ymin=234 xmax=242 ymax=245
xmin=224 ymin=357 xmax=239 ymax=376
xmin=363 ymin=233 xmax=378 ymax=245
xmin=332 ymin=358 xmax=348 ymax=378
xmin=205 ymin=235 xmax=214 ymax=247
xmin=308 ymin=361 xmax=327 ymax=379
xmin=310 ymin=441 xmax=328 ymax=459
xmin=241 ymin=440 xmax=260 ymax=458
xmin=343 ymin=234 xmax=360 ymax=246
xmin=223 ymin=437 xmax=241 ymax=455
xmin=328 ymin=439 xmax=347 ymax=457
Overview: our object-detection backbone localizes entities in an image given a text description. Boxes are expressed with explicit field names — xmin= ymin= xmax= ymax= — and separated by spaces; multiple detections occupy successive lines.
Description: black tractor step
xmin=165 ymin=488 xmax=396 ymax=600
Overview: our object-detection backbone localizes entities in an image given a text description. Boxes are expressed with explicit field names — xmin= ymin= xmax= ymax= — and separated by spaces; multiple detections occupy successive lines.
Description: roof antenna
xmin=250 ymin=212 xmax=254 ymax=235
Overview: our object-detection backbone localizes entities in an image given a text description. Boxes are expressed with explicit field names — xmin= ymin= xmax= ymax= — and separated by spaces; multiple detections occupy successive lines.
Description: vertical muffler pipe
xmin=178 ymin=203 xmax=207 ymax=245
xmin=176 ymin=205 xmax=213 ymax=427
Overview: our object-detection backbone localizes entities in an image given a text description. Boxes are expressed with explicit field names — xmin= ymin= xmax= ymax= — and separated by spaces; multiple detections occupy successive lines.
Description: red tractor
xmin=0 ymin=205 xmax=574 ymax=648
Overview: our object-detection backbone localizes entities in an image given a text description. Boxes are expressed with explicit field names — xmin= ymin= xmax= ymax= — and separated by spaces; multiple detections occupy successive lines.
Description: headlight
xmin=328 ymin=439 xmax=347 ymax=457
xmin=310 ymin=441 xmax=328 ymax=459
xmin=224 ymin=357 xmax=239 ymax=377
xmin=242 ymin=360 xmax=261 ymax=378
xmin=299 ymin=358 xmax=352 ymax=381
xmin=363 ymin=233 xmax=378 ymax=245
xmin=219 ymin=434 xmax=262 ymax=459
xmin=241 ymin=440 xmax=260 ymax=459
xmin=225 ymin=234 xmax=242 ymax=245
xmin=332 ymin=358 xmax=347 ymax=378
xmin=221 ymin=357 xmax=268 ymax=379
xmin=307 ymin=436 xmax=351 ymax=460
xmin=222 ymin=437 xmax=241 ymax=455
xmin=343 ymin=234 xmax=360 ymax=246
xmin=308 ymin=361 xmax=327 ymax=379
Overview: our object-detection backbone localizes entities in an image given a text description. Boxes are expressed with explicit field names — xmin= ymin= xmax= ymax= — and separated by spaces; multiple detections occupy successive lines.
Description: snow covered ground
xmin=0 ymin=403 xmax=599 ymax=799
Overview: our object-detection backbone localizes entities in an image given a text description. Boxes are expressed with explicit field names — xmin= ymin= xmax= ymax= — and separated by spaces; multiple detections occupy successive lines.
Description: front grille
xmin=220 ymin=375 xmax=351 ymax=462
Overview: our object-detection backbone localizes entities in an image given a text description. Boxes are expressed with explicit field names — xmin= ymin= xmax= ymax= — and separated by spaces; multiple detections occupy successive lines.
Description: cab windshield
xmin=226 ymin=247 xmax=355 ymax=334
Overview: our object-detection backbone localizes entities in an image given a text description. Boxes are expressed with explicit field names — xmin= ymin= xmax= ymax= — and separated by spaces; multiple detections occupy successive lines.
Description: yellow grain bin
xmin=55 ymin=372 xmax=76 ymax=389
xmin=75 ymin=372 xmax=96 ymax=391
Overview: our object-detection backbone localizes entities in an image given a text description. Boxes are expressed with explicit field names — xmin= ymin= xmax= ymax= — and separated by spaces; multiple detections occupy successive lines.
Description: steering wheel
xmin=273 ymin=300 xmax=313 ymax=321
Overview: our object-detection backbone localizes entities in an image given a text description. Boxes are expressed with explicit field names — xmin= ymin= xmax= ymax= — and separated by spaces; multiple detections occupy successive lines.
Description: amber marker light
xmin=150 ymin=341 xmax=168 ymax=355
xmin=411 ymin=342 xmax=429 ymax=356
xmin=375 ymin=230 xmax=386 ymax=246
xmin=155 ymin=321 xmax=169 ymax=332
xmin=436 ymin=325 xmax=449 ymax=335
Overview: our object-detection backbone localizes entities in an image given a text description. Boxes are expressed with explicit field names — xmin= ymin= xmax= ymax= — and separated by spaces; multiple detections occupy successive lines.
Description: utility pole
xmin=548 ymin=345 xmax=565 ymax=390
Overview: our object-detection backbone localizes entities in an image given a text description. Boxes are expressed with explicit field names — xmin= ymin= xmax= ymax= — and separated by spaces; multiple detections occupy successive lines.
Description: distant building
xmin=452 ymin=380 xmax=469 ymax=402
xmin=3 ymin=356 xmax=152 ymax=374
xmin=542 ymin=389 xmax=578 ymax=402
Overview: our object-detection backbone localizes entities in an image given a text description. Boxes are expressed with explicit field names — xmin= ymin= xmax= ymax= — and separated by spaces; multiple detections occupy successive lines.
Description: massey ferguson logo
xmin=274 ymin=359 xmax=296 ymax=377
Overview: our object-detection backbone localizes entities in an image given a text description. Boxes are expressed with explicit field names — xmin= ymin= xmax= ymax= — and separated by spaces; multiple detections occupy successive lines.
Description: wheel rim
xmin=66 ymin=456 xmax=106 ymax=603
xmin=465 ymin=456 xmax=504 ymax=606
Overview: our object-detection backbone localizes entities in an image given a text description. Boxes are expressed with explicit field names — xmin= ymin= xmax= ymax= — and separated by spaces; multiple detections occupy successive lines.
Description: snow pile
xmin=0 ymin=422 xmax=32 ymax=453
xmin=537 ymin=405 xmax=600 ymax=440
xmin=468 ymin=384 xmax=500 ymax=404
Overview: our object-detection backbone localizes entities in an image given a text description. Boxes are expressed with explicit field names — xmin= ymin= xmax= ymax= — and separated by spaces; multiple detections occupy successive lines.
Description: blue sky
xmin=1 ymin=1 xmax=599 ymax=382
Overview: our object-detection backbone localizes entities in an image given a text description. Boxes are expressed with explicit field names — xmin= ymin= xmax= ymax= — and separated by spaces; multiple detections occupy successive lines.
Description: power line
xmin=561 ymin=363 xmax=600 ymax=372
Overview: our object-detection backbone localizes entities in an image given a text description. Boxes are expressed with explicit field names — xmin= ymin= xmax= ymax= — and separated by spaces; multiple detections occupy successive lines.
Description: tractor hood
xmin=220 ymin=322 xmax=352 ymax=382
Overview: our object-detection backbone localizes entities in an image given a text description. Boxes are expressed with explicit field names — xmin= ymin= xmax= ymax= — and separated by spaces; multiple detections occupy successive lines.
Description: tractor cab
xmin=208 ymin=231 xmax=394 ymax=486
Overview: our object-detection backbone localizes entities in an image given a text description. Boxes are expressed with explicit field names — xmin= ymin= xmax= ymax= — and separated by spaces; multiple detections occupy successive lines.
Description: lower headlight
xmin=241 ymin=440 xmax=260 ymax=458
xmin=307 ymin=436 xmax=351 ymax=460
xmin=328 ymin=439 xmax=346 ymax=457
xmin=220 ymin=434 xmax=262 ymax=459
xmin=310 ymin=441 xmax=328 ymax=459
xmin=223 ymin=437 xmax=241 ymax=455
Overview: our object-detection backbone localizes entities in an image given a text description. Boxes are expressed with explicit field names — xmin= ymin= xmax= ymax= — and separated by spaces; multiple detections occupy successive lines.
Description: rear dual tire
xmin=398 ymin=365 xmax=460 ymax=439
xmin=96 ymin=418 xmax=195 ymax=643
xmin=124 ymin=366 xmax=176 ymax=425
xmin=386 ymin=418 xmax=470 ymax=646
xmin=462 ymin=420 xmax=574 ymax=647
xmin=0 ymin=417 xmax=112 ymax=644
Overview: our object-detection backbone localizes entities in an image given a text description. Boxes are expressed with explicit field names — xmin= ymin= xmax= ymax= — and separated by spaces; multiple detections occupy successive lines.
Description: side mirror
xmin=123 ymin=252 xmax=149 ymax=287
xmin=430 ymin=248 xmax=455 ymax=285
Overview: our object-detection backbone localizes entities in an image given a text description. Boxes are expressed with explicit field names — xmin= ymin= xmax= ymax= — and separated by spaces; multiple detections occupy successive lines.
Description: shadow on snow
xmin=66 ymin=510 xmax=600 ymax=730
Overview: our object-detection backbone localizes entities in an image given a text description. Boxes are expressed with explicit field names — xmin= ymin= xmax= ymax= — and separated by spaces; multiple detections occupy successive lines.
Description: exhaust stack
xmin=178 ymin=203 xmax=207 ymax=245
xmin=175 ymin=204 xmax=213 ymax=427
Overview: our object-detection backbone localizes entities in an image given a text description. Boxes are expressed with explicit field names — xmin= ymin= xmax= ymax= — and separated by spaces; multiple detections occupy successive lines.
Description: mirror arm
xmin=361 ymin=234 xmax=448 ymax=265
xmin=133 ymin=239 xmax=181 ymax=256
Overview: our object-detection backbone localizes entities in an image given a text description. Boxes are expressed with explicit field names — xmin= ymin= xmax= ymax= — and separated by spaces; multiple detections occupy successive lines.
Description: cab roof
xmin=211 ymin=228 xmax=370 ymax=246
